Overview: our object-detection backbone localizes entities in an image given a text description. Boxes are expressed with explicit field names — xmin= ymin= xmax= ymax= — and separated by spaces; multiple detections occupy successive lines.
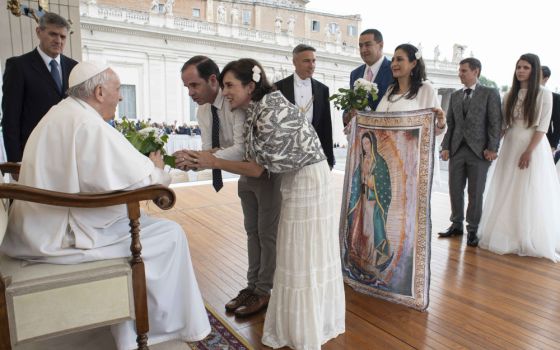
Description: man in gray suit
xmin=439 ymin=58 xmax=502 ymax=247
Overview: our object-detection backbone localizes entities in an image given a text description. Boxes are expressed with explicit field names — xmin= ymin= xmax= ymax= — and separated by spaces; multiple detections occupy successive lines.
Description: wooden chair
xmin=0 ymin=162 xmax=176 ymax=350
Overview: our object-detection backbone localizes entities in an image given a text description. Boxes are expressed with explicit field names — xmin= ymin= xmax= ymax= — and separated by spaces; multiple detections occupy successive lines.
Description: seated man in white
xmin=0 ymin=62 xmax=210 ymax=349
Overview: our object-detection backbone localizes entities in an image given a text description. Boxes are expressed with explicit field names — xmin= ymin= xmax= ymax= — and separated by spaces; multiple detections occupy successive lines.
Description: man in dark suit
xmin=541 ymin=66 xmax=560 ymax=153
xmin=1 ymin=12 xmax=78 ymax=162
xmin=274 ymin=44 xmax=335 ymax=168
xmin=343 ymin=28 xmax=393 ymax=126
xmin=440 ymin=58 xmax=502 ymax=247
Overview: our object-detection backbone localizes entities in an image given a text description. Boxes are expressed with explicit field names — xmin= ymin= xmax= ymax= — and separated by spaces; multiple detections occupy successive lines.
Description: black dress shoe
xmin=438 ymin=226 xmax=464 ymax=237
xmin=467 ymin=232 xmax=479 ymax=247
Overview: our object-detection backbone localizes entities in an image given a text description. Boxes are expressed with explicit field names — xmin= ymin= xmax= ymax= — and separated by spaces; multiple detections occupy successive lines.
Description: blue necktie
xmin=50 ymin=60 xmax=62 ymax=94
xmin=211 ymin=105 xmax=223 ymax=192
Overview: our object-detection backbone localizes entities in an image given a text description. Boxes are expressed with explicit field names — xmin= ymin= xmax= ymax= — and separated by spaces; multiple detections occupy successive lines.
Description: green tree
xmin=501 ymin=85 xmax=509 ymax=93
xmin=479 ymin=75 xmax=498 ymax=89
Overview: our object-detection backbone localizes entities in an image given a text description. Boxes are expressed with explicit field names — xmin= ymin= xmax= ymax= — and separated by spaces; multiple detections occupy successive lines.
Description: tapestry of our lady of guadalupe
xmin=339 ymin=109 xmax=435 ymax=311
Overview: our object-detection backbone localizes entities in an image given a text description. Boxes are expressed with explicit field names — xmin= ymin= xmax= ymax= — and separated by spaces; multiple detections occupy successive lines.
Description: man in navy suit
xmin=343 ymin=28 xmax=393 ymax=126
xmin=1 ymin=12 xmax=78 ymax=162
xmin=274 ymin=44 xmax=335 ymax=168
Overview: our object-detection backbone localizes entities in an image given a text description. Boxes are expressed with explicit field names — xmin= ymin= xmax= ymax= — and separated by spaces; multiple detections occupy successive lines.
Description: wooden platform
xmin=146 ymin=173 xmax=560 ymax=350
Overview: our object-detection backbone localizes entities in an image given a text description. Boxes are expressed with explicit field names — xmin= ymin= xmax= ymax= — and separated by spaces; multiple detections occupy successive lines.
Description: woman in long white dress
xmin=478 ymin=53 xmax=560 ymax=261
xmin=193 ymin=58 xmax=345 ymax=350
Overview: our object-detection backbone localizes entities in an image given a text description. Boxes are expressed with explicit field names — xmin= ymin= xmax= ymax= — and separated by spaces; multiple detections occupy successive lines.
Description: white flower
xmin=354 ymin=78 xmax=378 ymax=94
xmin=138 ymin=127 xmax=159 ymax=136
xmin=415 ymin=51 xmax=422 ymax=60
xmin=252 ymin=65 xmax=261 ymax=83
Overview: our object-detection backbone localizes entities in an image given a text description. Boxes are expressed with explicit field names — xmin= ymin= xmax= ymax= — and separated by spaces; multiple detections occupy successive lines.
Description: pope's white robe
xmin=0 ymin=97 xmax=210 ymax=349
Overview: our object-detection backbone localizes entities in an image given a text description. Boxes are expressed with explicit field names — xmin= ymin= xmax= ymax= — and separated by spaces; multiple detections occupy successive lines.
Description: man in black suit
xmin=274 ymin=44 xmax=335 ymax=168
xmin=2 ymin=12 xmax=78 ymax=162
xmin=541 ymin=66 xmax=560 ymax=154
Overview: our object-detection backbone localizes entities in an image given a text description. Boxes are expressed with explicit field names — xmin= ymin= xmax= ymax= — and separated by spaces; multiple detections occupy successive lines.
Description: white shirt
xmin=196 ymin=89 xmax=245 ymax=161
xmin=362 ymin=56 xmax=384 ymax=82
xmin=37 ymin=46 xmax=62 ymax=82
xmin=462 ymin=81 xmax=478 ymax=99
xmin=293 ymin=72 xmax=314 ymax=124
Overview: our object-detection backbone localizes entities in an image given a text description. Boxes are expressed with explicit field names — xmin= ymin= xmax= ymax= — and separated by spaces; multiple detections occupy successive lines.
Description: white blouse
xmin=376 ymin=81 xmax=440 ymax=112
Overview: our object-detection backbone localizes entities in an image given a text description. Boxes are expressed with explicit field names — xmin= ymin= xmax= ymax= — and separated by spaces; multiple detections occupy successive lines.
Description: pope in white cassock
xmin=0 ymin=62 xmax=210 ymax=349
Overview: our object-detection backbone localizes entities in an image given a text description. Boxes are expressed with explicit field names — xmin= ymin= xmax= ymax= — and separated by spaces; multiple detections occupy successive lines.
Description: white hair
xmin=67 ymin=69 xmax=113 ymax=100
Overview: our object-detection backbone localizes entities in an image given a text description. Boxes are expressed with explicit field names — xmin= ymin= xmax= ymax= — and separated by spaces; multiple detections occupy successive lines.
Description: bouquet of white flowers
xmin=329 ymin=78 xmax=379 ymax=111
xmin=115 ymin=118 xmax=175 ymax=167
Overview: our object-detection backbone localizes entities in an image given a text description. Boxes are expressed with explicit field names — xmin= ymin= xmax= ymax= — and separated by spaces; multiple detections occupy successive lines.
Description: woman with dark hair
xmin=193 ymin=58 xmax=345 ymax=349
xmin=478 ymin=53 xmax=560 ymax=261
xmin=377 ymin=44 xmax=446 ymax=131
xmin=376 ymin=43 xmax=446 ymax=186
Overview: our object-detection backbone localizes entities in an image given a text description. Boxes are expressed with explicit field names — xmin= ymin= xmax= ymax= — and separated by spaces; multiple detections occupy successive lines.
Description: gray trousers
xmin=237 ymin=172 xmax=283 ymax=296
xmin=448 ymin=143 xmax=491 ymax=233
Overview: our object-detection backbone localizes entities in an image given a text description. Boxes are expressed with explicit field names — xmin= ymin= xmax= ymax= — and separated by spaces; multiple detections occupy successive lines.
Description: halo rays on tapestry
xmin=339 ymin=109 xmax=435 ymax=311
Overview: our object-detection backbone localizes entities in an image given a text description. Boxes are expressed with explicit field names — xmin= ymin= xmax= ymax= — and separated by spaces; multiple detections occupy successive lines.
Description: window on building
xmin=118 ymin=85 xmax=137 ymax=119
xmin=242 ymin=10 xmax=251 ymax=25
xmin=311 ymin=20 xmax=320 ymax=32
xmin=158 ymin=4 xmax=165 ymax=14
xmin=328 ymin=23 xmax=339 ymax=34
xmin=192 ymin=8 xmax=200 ymax=18
xmin=347 ymin=24 xmax=357 ymax=36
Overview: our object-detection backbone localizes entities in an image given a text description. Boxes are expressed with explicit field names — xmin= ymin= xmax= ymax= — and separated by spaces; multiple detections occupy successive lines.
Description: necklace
xmin=297 ymin=94 xmax=314 ymax=115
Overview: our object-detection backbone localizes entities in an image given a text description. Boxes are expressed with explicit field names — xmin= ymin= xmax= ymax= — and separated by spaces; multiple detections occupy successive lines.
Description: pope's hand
xmin=149 ymin=150 xmax=164 ymax=169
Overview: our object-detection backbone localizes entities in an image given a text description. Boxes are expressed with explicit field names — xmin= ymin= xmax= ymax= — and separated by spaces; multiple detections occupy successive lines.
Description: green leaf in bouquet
xmin=164 ymin=155 xmax=175 ymax=167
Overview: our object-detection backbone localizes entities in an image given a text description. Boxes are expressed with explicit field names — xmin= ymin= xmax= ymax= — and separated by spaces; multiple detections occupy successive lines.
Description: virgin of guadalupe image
xmin=345 ymin=131 xmax=393 ymax=285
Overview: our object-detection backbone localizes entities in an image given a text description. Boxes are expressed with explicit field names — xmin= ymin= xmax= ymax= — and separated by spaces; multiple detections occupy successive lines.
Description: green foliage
xmin=479 ymin=75 xmax=498 ymax=89
xmin=115 ymin=118 xmax=175 ymax=167
xmin=329 ymin=85 xmax=378 ymax=111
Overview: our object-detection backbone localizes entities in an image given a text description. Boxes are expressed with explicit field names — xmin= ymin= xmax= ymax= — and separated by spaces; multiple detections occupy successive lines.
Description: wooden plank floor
xmin=145 ymin=174 xmax=560 ymax=350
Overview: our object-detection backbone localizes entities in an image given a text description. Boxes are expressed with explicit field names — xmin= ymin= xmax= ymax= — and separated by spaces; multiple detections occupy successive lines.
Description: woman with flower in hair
xmin=377 ymin=43 xmax=446 ymax=132
xmin=376 ymin=43 xmax=447 ymax=189
xmin=478 ymin=53 xmax=560 ymax=261
xmin=193 ymin=58 xmax=345 ymax=349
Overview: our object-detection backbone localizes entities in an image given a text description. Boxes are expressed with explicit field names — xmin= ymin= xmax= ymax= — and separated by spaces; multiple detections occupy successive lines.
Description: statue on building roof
xmin=217 ymin=4 xmax=226 ymax=24
xmin=434 ymin=45 xmax=440 ymax=62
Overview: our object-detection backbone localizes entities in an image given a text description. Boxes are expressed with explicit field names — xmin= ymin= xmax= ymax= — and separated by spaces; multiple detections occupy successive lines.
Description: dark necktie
xmin=211 ymin=105 xmax=223 ymax=192
xmin=50 ymin=60 xmax=63 ymax=94
xmin=463 ymin=88 xmax=472 ymax=115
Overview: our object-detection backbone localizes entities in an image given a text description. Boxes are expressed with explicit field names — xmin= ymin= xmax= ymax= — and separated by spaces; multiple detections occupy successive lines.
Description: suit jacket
xmin=274 ymin=74 xmax=335 ymax=168
xmin=349 ymin=57 xmax=393 ymax=111
xmin=441 ymin=84 xmax=502 ymax=159
xmin=546 ymin=92 xmax=560 ymax=149
xmin=1 ymin=48 xmax=78 ymax=162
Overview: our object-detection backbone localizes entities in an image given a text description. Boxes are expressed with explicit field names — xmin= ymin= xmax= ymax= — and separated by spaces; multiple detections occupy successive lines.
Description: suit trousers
xmin=238 ymin=172 xmax=283 ymax=295
xmin=448 ymin=143 xmax=491 ymax=233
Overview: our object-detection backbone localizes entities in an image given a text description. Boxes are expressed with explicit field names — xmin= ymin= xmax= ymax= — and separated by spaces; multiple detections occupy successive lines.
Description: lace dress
xmin=478 ymin=88 xmax=560 ymax=261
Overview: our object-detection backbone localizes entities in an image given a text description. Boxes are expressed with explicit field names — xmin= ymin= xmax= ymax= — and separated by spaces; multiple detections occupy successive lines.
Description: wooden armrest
xmin=0 ymin=184 xmax=175 ymax=210
xmin=0 ymin=163 xmax=20 ymax=176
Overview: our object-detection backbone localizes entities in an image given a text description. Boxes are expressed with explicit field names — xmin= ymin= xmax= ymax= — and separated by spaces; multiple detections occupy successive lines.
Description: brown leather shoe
xmin=234 ymin=293 xmax=270 ymax=318
xmin=225 ymin=288 xmax=253 ymax=312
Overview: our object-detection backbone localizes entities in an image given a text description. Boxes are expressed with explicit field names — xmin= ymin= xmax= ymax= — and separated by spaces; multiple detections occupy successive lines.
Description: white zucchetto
xmin=69 ymin=61 xmax=110 ymax=88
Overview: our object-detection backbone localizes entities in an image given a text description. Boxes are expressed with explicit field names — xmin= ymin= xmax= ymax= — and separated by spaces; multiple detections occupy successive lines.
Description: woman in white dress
xmin=193 ymin=58 xmax=345 ymax=350
xmin=478 ymin=53 xmax=560 ymax=261
xmin=376 ymin=44 xmax=447 ymax=187
xmin=377 ymin=43 xmax=446 ymax=129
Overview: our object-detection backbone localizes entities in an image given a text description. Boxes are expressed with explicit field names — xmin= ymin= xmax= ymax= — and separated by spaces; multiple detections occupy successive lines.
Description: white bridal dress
xmin=478 ymin=88 xmax=560 ymax=261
